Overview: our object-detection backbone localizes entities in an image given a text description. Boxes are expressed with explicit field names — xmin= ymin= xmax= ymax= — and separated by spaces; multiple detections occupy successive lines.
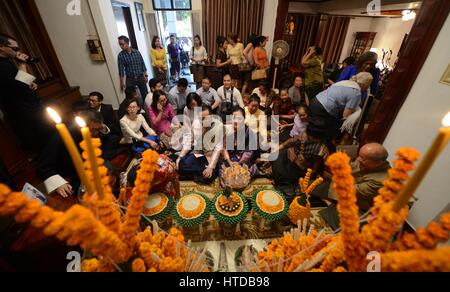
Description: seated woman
xmin=272 ymin=119 xmax=331 ymax=200
xmin=120 ymin=98 xmax=160 ymax=154
xmin=148 ymin=90 xmax=180 ymax=137
xmin=279 ymin=104 xmax=309 ymax=140
xmin=273 ymin=88 xmax=295 ymax=141
xmin=177 ymin=106 xmax=223 ymax=184
xmin=252 ymin=80 xmax=276 ymax=113
xmin=183 ymin=92 xmax=203 ymax=126
xmin=221 ymin=106 xmax=260 ymax=184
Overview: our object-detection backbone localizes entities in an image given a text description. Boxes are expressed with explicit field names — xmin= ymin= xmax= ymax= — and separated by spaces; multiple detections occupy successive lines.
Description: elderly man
xmin=328 ymin=143 xmax=390 ymax=212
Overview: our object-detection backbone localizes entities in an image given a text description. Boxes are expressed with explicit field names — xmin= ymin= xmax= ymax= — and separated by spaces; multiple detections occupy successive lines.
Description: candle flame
xmin=75 ymin=116 xmax=87 ymax=128
xmin=442 ymin=112 xmax=450 ymax=128
xmin=47 ymin=107 xmax=62 ymax=124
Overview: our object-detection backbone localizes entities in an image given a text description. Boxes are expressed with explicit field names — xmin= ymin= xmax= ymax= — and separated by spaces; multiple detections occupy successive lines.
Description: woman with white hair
xmin=308 ymin=72 xmax=373 ymax=140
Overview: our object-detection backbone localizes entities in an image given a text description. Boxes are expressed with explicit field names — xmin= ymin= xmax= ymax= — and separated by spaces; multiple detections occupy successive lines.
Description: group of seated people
xmin=36 ymin=47 xmax=389 ymax=215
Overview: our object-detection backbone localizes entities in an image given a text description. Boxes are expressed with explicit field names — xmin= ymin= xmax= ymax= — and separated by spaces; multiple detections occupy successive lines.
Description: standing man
xmin=167 ymin=35 xmax=182 ymax=82
xmin=302 ymin=46 xmax=324 ymax=101
xmin=0 ymin=33 xmax=52 ymax=152
xmin=118 ymin=35 xmax=148 ymax=106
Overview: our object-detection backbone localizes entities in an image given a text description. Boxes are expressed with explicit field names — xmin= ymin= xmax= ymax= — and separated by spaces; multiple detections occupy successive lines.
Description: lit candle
xmin=46 ymin=107 xmax=94 ymax=195
xmin=75 ymin=117 xmax=105 ymax=199
xmin=393 ymin=112 xmax=450 ymax=212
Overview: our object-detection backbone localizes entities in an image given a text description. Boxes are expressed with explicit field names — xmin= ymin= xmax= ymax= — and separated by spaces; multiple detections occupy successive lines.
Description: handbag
xmin=238 ymin=63 xmax=253 ymax=72
xmin=252 ymin=68 xmax=268 ymax=80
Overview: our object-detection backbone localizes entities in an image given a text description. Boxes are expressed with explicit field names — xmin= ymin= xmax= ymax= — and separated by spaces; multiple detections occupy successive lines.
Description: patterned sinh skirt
xmin=153 ymin=67 xmax=168 ymax=85
xmin=191 ymin=64 xmax=205 ymax=83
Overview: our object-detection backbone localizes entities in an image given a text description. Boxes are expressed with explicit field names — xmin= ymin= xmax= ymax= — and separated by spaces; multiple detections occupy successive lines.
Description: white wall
xmin=370 ymin=17 xmax=414 ymax=60
xmin=340 ymin=17 xmax=373 ymax=62
xmin=35 ymin=0 xmax=119 ymax=107
xmin=339 ymin=16 xmax=415 ymax=64
xmin=384 ymin=15 xmax=450 ymax=228
xmin=35 ymin=0 xmax=151 ymax=109
xmin=262 ymin=0 xmax=279 ymax=61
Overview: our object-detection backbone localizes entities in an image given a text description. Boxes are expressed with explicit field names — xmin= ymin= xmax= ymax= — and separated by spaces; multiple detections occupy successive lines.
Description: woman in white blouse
xmin=190 ymin=35 xmax=208 ymax=88
xmin=120 ymin=98 xmax=160 ymax=152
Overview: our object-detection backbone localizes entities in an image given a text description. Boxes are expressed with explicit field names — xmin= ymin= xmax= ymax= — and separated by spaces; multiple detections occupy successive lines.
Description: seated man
xmin=37 ymin=110 xmax=107 ymax=199
xmin=318 ymin=143 xmax=390 ymax=212
xmin=88 ymin=92 xmax=122 ymax=159
xmin=176 ymin=105 xmax=223 ymax=184
xmin=196 ymin=77 xmax=221 ymax=113
xmin=168 ymin=78 xmax=191 ymax=115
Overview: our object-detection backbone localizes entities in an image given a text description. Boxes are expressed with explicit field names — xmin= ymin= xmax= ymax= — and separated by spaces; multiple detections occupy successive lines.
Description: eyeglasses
xmin=128 ymin=106 xmax=139 ymax=109
xmin=7 ymin=46 xmax=20 ymax=52
xmin=88 ymin=99 xmax=100 ymax=103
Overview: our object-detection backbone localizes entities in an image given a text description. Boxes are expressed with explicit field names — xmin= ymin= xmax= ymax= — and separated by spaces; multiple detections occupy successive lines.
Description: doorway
xmin=112 ymin=1 xmax=139 ymax=50
xmin=155 ymin=10 xmax=195 ymax=85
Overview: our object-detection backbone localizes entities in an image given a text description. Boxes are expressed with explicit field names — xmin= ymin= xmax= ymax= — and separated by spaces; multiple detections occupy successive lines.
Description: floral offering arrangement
xmin=212 ymin=187 xmax=249 ymax=225
xmin=251 ymin=188 xmax=288 ymax=222
xmin=221 ymin=163 xmax=251 ymax=190
xmin=240 ymin=149 xmax=450 ymax=272
xmin=173 ymin=192 xmax=211 ymax=228
xmin=288 ymin=169 xmax=323 ymax=225
xmin=143 ymin=193 xmax=174 ymax=222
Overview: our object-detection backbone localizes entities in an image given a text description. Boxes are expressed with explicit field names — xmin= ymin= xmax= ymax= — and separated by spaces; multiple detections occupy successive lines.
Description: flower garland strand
xmin=0 ymin=185 xmax=130 ymax=263
xmin=371 ymin=148 xmax=420 ymax=218
xmin=325 ymin=152 xmax=362 ymax=272
xmin=389 ymin=212 xmax=450 ymax=251
xmin=380 ymin=247 xmax=450 ymax=272
xmin=80 ymin=139 xmax=122 ymax=233
xmin=120 ymin=150 xmax=159 ymax=244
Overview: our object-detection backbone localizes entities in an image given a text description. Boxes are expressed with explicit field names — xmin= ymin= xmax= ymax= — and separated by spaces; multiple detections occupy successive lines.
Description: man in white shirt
xmin=144 ymin=78 xmax=163 ymax=110
xmin=168 ymin=78 xmax=191 ymax=115
xmin=217 ymin=74 xmax=244 ymax=116
xmin=196 ymin=77 xmax=221 ymax=112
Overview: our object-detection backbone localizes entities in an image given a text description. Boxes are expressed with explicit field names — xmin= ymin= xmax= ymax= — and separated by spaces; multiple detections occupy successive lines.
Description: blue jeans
xmin=179 ymin=154 xmax=219 ymax=184
xmin=131 ymin=136 xmax=160 ymax=154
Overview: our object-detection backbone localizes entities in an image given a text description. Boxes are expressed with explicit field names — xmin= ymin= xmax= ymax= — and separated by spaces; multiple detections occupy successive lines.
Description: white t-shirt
xmin=190 ymin=46 xmax=208 ymax=64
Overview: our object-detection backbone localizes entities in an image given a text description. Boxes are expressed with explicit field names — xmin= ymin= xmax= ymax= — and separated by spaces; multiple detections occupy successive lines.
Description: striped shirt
xmin=118 ymin=48 xmax=147 ymax=78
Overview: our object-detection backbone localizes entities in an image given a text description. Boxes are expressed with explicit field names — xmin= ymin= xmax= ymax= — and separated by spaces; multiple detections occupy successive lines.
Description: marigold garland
xmin=325 ymin=152 xmax=361 ymax=272
xmin=371 ymin=148 xmax=420 ymax=218
xmin=80 ymin=139 xmax=122 ymax=234
xmin=381 ymin=247 xmax=450 ymax=272
xmin=358 ymin=202 xmax=409 ymax=271
xmin=132 ymin=258 xmax=147 ymax=272
xmin=0 ymin=185 xmax=130 ymax=263
xmin=390 ymin=212 xmax=450 ymax=251
xmin=120 ymin=150 xmax=159 ymax=244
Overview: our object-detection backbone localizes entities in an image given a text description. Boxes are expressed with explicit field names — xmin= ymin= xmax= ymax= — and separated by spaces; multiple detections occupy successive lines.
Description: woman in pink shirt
xmin=148 ymin=90 xmax=180 ymax=137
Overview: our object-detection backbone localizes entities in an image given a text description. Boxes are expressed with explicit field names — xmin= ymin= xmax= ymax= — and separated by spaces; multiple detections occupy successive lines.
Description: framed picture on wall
xmin=135 ymin=2 xmax=146 ymax=31
xmin=87 ymin=39 xmax=106 ymax=62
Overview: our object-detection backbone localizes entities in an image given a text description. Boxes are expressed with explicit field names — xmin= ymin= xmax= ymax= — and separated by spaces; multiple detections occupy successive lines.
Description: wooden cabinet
xmin=350 ymin=32 xmax=377 ymax=59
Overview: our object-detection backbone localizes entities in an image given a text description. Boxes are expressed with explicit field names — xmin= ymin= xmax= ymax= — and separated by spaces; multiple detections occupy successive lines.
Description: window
xmin=152 ymin=0 xmax=191 ymax=10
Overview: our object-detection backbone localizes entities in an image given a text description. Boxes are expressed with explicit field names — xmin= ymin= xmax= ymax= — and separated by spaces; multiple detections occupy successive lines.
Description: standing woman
xmin=215 ymin=36 xmax=231 ymax=90
xmin=226 ymin=32 xmax=244 ymax=90
xmin=150 ymin=36 xmax=168 ymax=87
xmin=253 ymin=36 xmax=269 ymax=71
xmin=241 ymin=34 xmax=258 ymax=95
xmin=190 ymin=35 xmax=208 ymax=89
